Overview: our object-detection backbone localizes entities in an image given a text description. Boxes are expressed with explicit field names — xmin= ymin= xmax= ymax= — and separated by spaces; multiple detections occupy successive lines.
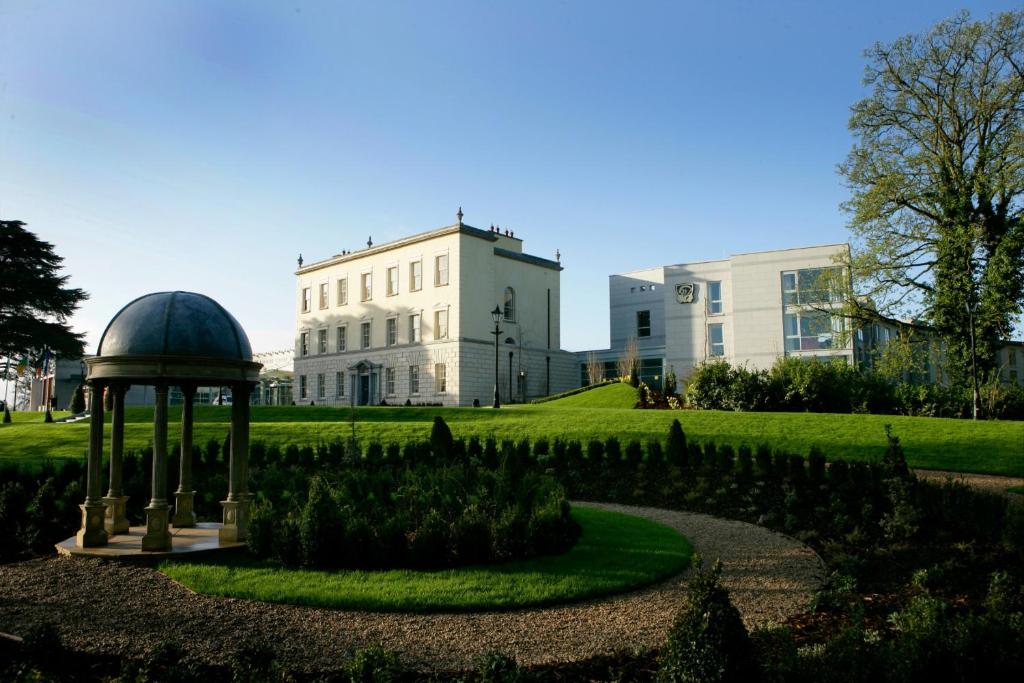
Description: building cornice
xmin=295 ymin=223 xmax=507 ymax=275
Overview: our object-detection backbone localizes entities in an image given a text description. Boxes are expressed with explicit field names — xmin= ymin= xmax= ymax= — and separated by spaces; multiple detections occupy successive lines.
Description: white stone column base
xmin=141 ymin=503 xmax=172 ymax=552
xmin=75 ymin=502 xmax=109 ymax=548
xmin=219 ymin=499 xmax=249 ymax=543
xmin=102 ymin=495 xmax=130 ymax=535
xmin=171 ymin=491 xmax=197 ymax=528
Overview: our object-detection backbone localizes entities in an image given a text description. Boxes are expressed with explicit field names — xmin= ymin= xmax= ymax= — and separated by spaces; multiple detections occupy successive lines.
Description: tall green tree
xmin=0 ymin=221 xmax=88 ymax=365
xmin=839 ymin=11 xmax=1024 ymax=396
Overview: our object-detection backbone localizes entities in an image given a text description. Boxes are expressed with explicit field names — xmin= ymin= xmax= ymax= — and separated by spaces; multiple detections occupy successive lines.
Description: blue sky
xmin=1 ymin=1 xmax=1018 ymax=359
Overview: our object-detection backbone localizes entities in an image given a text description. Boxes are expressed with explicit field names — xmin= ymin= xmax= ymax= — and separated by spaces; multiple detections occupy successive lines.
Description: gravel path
xmin=914 ymin=469 xmax=1024 ymax=502
xmin=0 ymin=503 xmax=824 ymax=673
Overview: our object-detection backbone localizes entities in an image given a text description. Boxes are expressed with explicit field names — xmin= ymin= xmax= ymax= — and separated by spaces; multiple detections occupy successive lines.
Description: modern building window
xmin=504 ymin=287 xmax=515 ymax=321
xmin=335 ymin=371 xmax=345 ymax=398
xmin=319 ymin=282 xmax=329 ymax=309
xmin=337 ymin=278 xmax=348 ymax=306
xmin=435 ymin=254 xmax=449 ymax=286
xmin=300 ymin=332 xmax=309 ymax=356
xmin=386 ymin=317 xmax=397 ymax=346
xmin=299 ymin=375 xmax=307 ymax=399
xmin=387 ymin=266 xmax=399 ymax=296
xmin=435 ymin=363 xmax=446 ymax=393
xmin=708 ymin=323 xmax=725 ymax=357
xmin=708 ymin=281 xmax=723 ymax=315
xmin=336 ymin=325 xmax=347 ymax=352
xmin=637 ymin=310 xmax=651 ymax=337
xmin=317 ymin=373 xmax=325 ymax=400
xmin=409 ymin=365 xmax=420 ymax=394
xmin=639 ymin=358 xmax=663 ymax=386
xmin=361 ymin=272 xmax=372 ymax=301
xmin=409 ymin=313 xmax=421 ymax=342
xmin=781 ymin=268 xmax=840 ymax=305
xmin=410 ymin=260 xmax=422 ymax=291
xmin=317 ymin=329 xmax=327 ymax=354
xmin=784 ymin=311 xmax=841 ymax=351
xmin=301 ymin=287 xmax=311 ymax=313
xmin=435 ymin=309 xmax=448 ymax=340
xmin=385 ymin=367 xmax=396 ymax=396
xmin=361 ymin=321 xmax=371 ymax=349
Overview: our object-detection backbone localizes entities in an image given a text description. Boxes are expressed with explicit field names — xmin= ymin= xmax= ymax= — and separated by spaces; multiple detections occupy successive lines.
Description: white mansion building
xmin=293 ymin=212 xmax=578 ymax=406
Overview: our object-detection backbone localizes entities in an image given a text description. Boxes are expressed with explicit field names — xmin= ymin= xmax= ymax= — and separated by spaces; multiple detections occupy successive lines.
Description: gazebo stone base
xmin=76 ymin=503 xmax=109 ymax=548
xmin=172 ymin=491 xmax=197 ymax=528
xmin=219 ymin=499 xmax=249 ymax=543
xmin=102 ymin=495 xmax=130 ymax=535
xmin=141 ymin=503 xmax=172 ymax=552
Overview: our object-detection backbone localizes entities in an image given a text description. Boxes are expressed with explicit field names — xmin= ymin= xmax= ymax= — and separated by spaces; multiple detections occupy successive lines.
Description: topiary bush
xmin=657 ymin=559 xmax=759 ymax=683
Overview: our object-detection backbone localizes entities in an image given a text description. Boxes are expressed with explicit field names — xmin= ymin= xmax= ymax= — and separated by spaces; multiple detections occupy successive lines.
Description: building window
xmin=335 ymin=371 xmax=345 ymax=398
xmin=336 ymin=325 xmax=347 ymax=352
xmin=361 ymin=272 xmax=372 ymax=301
xmin=299 ymin=375 xmax=307 ymax=399
xmin=504 ymin=287 xmax=515 ymax=321
xmin=409 ymin=313 xmax=421 ymax=342
xmin=637 ymin=310 xmax=651 ymax=337
xmin=299 ymin=332 xmax=309 ymax=356
xmin=410 ymin=260 xmax=422 ymax=291
xmin=708 ymin=281 xmax=722 ymax=315
xmin=387 ymin=266 xmax=399 ymax=296
xmin=361 ymin=321 xmax=371 ymax=349
xmin=409 ymin=365 xmax=420 ymax=394
xmin=385 ymin=367 xmax=395 ymax=396
xmin=317 ymin=373 xmax=325 ymax=400
xmin=386 ymin=317 xmax=397 ymax=346
xmin=317 ymin=329 xmax=328 ymax=354
xmin=435 ymin=363 xmax=446 ymax=393
xmin=319 ymin=283 xmax=329 ymax=309
xmin=435 ymin=254 xmax=449 ymax=286
xmin=435 ymin=309 xmax=448 ymax=339
xmin=781 ymin=268 xmax=840 ymax=306
xmin=1009 ymin=349 xmax=1018 ymax=366
xmin=639 ymin=358 xmax=663 ymax=386
xmin=337 ymin=278 xmax=348 ymax=305
xmin=301 ymin=287 xmax=311 ymax=313
xmin=708 ymin=323 xmax=724 ymax=357
xmin=784 ymin=311 xmax=841 ymax=351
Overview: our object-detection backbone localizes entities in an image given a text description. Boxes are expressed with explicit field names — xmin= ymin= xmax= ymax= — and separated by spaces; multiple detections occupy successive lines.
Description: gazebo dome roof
xmin=97 ymin=291 xmax=253 ymax=361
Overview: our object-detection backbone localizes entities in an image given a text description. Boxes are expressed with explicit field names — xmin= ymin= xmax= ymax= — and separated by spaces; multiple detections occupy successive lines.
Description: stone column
xmin=102 ymin=384 xmax=129 ymax=535
xmin=76 ymin=380 xmax=108 ymax=547
xmin=142 ymin=383 xmax=172 ymax=551
xmin=220 ymin=381 xmax=251 ymax=543
xmin=172 ymin=384 xmax=197 ymax=528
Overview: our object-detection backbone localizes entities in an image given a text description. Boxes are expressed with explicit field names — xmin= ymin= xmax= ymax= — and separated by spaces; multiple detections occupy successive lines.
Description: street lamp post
xmin=491 ymin=306 xmax=503 ymax=408
xmin=508 ymin=350 xmax=514 ymax=403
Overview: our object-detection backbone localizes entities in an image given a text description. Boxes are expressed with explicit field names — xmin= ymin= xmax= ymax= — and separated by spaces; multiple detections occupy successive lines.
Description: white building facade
xmin=581 ymin=244 xmax=855 ymax=387
xmin=293 ymin=215 xmax=578 ymax=406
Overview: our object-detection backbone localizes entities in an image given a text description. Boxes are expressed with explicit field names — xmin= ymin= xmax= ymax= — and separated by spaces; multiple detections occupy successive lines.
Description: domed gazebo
xmin=76 ymin=291 xmax=262 ymax=551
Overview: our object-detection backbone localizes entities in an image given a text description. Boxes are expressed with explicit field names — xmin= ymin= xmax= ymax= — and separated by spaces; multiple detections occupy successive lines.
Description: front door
xmin=359 ymin=374 xmax=370 ymax=406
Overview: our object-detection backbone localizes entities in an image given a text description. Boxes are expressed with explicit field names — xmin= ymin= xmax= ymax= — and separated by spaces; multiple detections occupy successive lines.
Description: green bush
xmin=657 ymin=559 xmax=758 ymax=683
xmin=346 ymin=645 xmax=402 ymax=683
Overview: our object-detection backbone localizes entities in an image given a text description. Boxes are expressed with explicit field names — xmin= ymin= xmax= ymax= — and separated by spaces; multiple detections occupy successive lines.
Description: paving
xmin=0 ymin=503 xmax=824 ymax=672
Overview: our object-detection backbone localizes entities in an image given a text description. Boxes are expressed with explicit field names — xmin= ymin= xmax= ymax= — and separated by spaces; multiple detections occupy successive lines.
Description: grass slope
xmin=546 ymin=382 xmax=638 ymax=408
xmin=1 ymin=384 xmax=1022 ymax=475
xmin=159 ymin=506 xmax=692 ymax=612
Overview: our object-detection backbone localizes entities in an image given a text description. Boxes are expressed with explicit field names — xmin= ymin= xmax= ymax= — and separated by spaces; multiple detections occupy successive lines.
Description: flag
xmin=16 ymin=355 xmax=27 ymax=377
xmin=41 ymin=349 xmax=51 ymax=376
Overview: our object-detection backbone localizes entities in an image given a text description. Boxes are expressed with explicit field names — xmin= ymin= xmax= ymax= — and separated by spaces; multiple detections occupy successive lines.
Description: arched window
xmin=503 ymin=287 xmax=515 ymax=322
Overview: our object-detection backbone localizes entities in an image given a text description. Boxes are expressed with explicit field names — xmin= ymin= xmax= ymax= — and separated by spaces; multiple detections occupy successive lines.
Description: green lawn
xmin=159 ymin=505 xmax=692 ymax=612
xmin=1 ymin=385 xmax=1022 ymax=475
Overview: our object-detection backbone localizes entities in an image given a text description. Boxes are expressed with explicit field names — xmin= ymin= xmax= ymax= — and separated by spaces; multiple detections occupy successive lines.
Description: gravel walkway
xmin=0 ymin=503 xmax=824 ymax=673
xmin=914 ymin=469 xmax=1024 ymax=502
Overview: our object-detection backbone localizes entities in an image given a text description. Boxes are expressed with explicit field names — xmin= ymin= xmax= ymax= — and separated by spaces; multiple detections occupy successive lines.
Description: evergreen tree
xmin=0 ymin=221 xmax=88 ymax=363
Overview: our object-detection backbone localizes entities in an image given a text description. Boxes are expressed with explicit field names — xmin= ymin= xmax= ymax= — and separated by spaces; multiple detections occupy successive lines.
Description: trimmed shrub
xmin=430 ymin=415 xmax=454 ymax=461
xmin=657 ymin=559 xmax=758 ymax=683
xmin=667 ymin=419 xmax=687 ymax=467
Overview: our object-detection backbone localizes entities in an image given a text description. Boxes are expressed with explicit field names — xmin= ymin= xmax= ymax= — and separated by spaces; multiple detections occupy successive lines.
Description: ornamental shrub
xmin=666 ymin=419 xmax=687 ymax=467
xmin=430 ymin=415 xmax=454 ymax=461
xmin=657 ymin=559 xmax=758 ymax=683
xmin=685 ymin=360 xmax=733 ymax=410
xmin=68 ymin=384 xmax=86 ymax=414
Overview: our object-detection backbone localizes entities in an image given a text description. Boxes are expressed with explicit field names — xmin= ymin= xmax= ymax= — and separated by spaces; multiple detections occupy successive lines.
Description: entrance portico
xmin=348 ymin=359 xmax=382 ymax=405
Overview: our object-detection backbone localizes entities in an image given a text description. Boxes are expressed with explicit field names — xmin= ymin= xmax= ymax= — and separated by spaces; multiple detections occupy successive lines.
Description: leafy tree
xmin=0 ymin=221 xmax=88 ymax=364
xmin=68 ymin=384 xmax=86 ymax=414
xmin=839 ymin=11 xmax=1024 ymax=405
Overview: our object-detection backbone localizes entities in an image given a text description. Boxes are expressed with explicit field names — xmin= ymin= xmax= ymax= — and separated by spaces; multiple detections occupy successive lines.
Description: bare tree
xmin=585 ymin=351 xmax=604 ymax=386
xmin=617 ymin=336 xmax=639 ymax=382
